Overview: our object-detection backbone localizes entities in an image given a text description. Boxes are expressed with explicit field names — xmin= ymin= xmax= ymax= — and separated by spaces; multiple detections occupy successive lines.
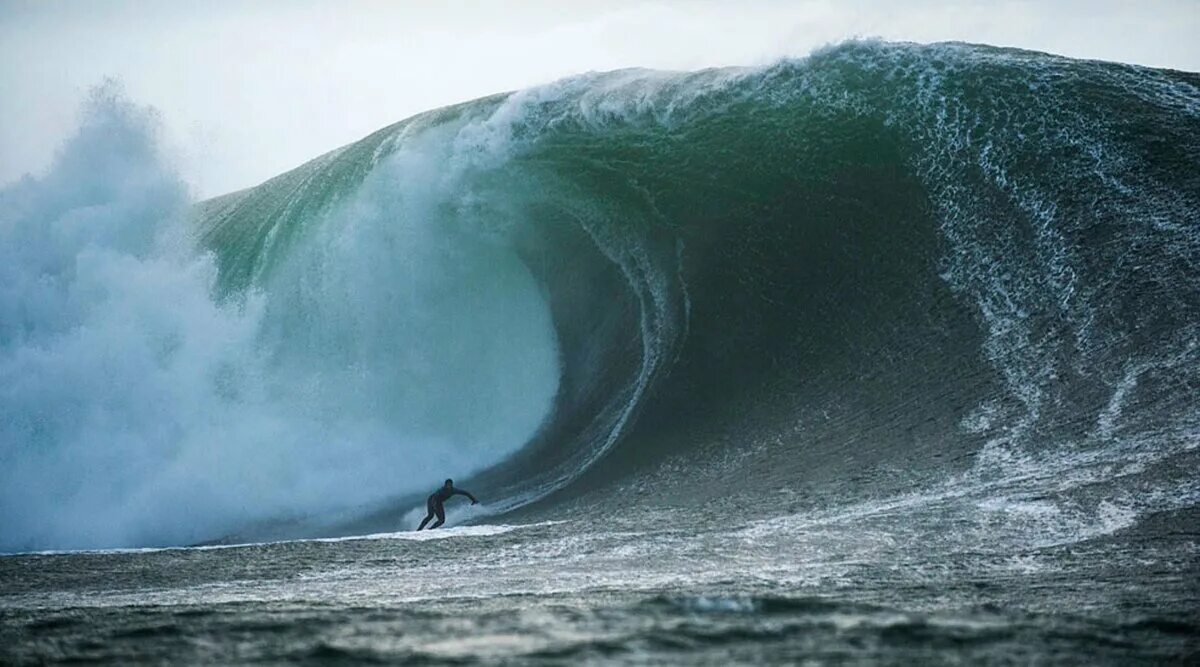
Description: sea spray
xmin=0 ymin=86 xmax=561 ymax=551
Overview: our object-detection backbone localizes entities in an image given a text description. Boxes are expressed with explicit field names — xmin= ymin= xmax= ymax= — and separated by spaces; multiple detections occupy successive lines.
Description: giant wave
xmin=3 ymin=41 xmax=1198 ymax=551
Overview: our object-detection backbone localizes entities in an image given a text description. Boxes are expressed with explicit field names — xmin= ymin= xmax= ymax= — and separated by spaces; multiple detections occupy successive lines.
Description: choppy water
xmin=3 ymin=506 xmax=1198 ymax=663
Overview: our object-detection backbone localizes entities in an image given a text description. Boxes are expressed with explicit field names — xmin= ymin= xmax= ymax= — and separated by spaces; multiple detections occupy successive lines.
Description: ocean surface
xmin=2 ymin=40 xmax=1199 ymax=663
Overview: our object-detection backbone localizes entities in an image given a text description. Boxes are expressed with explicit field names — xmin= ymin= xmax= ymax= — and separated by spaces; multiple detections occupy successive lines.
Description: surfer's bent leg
xmin=430 ymin=503 xmax=446 ymax=529
xmin=417 ymin=498 xmax=437 ymax=530
xmin=415 ymin=511 xmax=434 ymax=532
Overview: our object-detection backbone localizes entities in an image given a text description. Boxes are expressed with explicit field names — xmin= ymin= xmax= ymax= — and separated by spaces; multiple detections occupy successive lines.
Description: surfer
xmin=416 ymin=479 xmax=479 ymax=530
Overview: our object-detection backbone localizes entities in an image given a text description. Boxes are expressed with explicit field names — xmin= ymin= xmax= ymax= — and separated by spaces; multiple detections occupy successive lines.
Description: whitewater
xmin=2 ymin=41 xmax=1198 ymax=663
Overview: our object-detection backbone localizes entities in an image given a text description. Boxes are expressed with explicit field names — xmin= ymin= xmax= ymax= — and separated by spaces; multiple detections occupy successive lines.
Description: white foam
xmin=0 ymin=85 xmax=560 ymax=552
xmin=12 ymin=521 xmax=566 ymax=557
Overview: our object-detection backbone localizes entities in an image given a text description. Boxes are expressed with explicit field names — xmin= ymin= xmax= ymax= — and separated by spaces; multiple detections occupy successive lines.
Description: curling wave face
xmin=3 ymin=40 xmax=1199 ymax=550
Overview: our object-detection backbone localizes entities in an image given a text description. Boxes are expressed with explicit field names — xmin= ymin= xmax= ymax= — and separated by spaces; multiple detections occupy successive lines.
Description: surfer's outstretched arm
xmin=454 ymin=489 xmax=479 ymax=504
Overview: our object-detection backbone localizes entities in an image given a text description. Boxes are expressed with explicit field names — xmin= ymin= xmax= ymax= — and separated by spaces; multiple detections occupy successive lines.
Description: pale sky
xmin=2 ymin=0 xmax=1198 ymax=197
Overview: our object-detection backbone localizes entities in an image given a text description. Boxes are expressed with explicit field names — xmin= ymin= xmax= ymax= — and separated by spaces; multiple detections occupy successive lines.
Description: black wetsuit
xmin=417 ymin=485 xmax=478 ymax=530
